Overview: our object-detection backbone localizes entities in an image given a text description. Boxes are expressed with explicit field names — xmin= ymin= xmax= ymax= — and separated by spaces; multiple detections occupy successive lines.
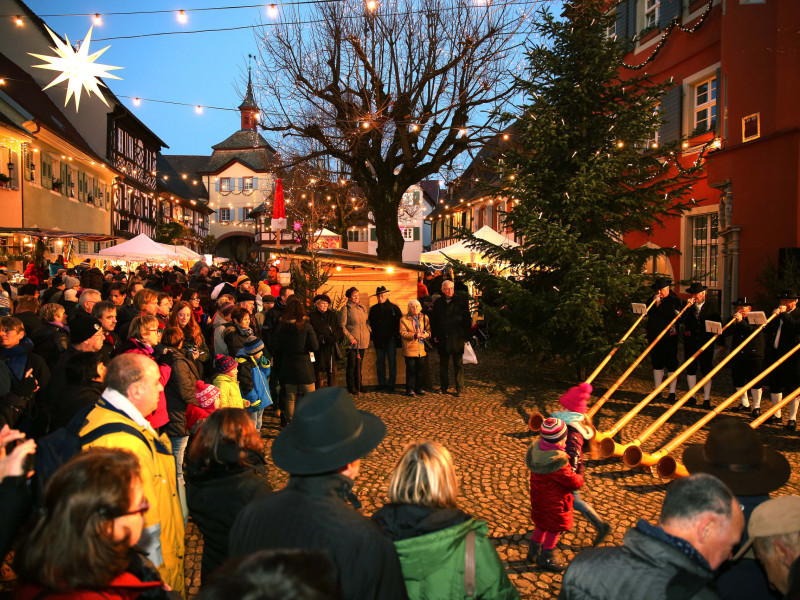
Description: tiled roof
xmin=211 ymin=129 xmax=275 ymax=152
xmin=161 ymin=154 xmax=209 ymax=198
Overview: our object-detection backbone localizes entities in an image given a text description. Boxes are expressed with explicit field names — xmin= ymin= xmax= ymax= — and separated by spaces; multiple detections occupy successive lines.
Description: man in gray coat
xmin=560 ymin=474 xmax=744 ymax=600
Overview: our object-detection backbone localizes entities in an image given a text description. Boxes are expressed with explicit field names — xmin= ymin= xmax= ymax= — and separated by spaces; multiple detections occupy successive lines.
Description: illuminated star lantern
xmin=29 ymin=25 xmax=122 ymax=111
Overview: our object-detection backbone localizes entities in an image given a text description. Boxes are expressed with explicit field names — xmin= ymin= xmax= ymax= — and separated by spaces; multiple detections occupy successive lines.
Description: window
xmin=243 ymin=177 xmax=253 ymax=191
xmin=693 ymin=76 xmax=717 ymax=134
xmin=644 ymin=0 xmax=659 ymax=29
xmin=347 ymin=229 xmax=365 ymax=243
xmin=41 ymin=154 xmax=53 ymax=189
xmin=605 ymin=10 xmax=616 ymax=38
xmin=219 ymin=177 xmax=231 ymax=192
xmin=401 ymin=227 xmax=414 ymax=241
xmin=218 ymin=207 xmax=232 ymax=222
xmin=687 ymin=212 xmax=718 ymax=288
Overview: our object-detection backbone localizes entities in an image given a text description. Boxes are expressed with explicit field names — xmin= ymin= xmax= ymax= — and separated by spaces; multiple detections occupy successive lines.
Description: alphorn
xmin=658 ymin=383 xmax=800 ymax=478
xmin=621 ymin=312 xmax=780 ymax=469
xmin=650 ymin=339 xmax=800 ymax=477
xmin=586 ymin=300 xmax=693 ymax=419
xmin=596 ymin=316 xmax=737 ymax=458
xmin=529 ymin=297 xmax=657 ymax=432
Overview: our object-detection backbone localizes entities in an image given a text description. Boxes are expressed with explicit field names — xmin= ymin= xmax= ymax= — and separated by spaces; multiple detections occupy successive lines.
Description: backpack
xmin=31 ymin=403 xmax=151 ymax=506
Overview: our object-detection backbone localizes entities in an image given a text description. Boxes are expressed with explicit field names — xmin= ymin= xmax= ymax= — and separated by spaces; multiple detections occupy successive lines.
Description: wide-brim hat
xmin=779 ymin=289 xmax=799 ymax=301
xmin=272 ymin=387 xmax=386 ymax=475
xmin=373 ymin=286 xmax=390 ymax=297
xmin=682 ymin=418 xmax=790 ymax=496
xmin=651 ymin=276 xmax=672 ymax=291
xmin=732 ymin=297 xmax=751 ymax=307
xmin=686 ymin=282 xmax=707 ymax=294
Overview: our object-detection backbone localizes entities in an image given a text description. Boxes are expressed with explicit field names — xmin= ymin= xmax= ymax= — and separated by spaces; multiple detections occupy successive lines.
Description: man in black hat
xmin=368 ymin=286 xmax=402 ymax=392
xmin=646 ymin=277 xmax=681 ymax=402
xmin=431 ymin=280 xmax=472 ymax=396
xmin=680 ymin=282 xmax=721 ymax=409
xmin=229 ymin=387 xmax=408 ymax=600
xmin=683 ymin=418 xmax=790 ymax=600
xmin=723 ymin=298 xmax=766 ymax=415
xmin=308 ymin=294 xmax=343 ymax=388
xmin=767 ymin=289 xmax=800 ymax=430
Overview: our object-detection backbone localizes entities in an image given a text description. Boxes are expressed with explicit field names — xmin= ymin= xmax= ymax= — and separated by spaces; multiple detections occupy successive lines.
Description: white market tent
xmin=158 ymin=243 xmax=204 ymax=261
xmin=98 ymin=234 xmax=181 ymax=261
xmin=420 ymin=226 xmax=518 ymax=265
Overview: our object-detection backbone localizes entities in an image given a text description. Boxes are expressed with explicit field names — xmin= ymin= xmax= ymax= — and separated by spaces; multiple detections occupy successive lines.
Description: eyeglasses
xmin=115 ymin=497 xmax=150 ymax=518
xmin=146 ymin=328 xmax=162 ymax=335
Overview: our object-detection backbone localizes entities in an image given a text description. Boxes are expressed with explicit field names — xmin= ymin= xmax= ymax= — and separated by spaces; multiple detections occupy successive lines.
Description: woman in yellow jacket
xmin=400 ymin=299 xmax=431 ymax=397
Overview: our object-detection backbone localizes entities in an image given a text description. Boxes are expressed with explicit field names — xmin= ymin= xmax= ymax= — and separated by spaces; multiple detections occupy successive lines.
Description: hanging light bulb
xmin=14 ymin=16 xmax=23 ymax=27
xmin=177 ymin=10 xmax=188 ymax=23
xmin=133 ymin=97 xmax=141 ymax=106
xmin=93 ymin=13 xmax=102 ymax=25
xmin=366 ymin=0 xmax=378 ymax=11
xmin=195 ymin=105 xmax=203 ymax=114
xmin=266 ymin=4 xmax=279 ymax=18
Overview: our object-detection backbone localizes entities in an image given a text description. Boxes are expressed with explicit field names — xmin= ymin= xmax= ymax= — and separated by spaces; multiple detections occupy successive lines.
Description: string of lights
xmin=621 ymin=0 xmax=714 ymax=70
xmin=30 ymin=0 xmax=337 ymax=18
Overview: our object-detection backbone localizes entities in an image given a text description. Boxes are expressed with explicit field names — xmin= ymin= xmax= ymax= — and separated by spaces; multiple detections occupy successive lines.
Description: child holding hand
xmin=525 ymin=417 xmax=584 ymax=572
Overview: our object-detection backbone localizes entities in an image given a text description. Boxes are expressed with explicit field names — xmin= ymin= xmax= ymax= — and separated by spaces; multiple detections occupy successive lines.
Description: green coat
xmin=388 ymin=514 xmax=519 ymax=600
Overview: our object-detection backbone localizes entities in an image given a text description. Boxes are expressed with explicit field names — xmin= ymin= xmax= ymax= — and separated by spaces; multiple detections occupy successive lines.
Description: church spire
xmin=239 ymin=60 xmax=258 ymax=130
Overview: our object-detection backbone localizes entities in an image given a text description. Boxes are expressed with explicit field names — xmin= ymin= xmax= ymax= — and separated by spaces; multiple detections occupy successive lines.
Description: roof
xmin=211 ymin=129 xmax=275 ymax=152
xmin=160 ymin=154 xmax=209 ymax=198
xmin=156 ymin=154 xmax=214 ymax=215
xmin=239 ymin=72 xmax=258 ymax=110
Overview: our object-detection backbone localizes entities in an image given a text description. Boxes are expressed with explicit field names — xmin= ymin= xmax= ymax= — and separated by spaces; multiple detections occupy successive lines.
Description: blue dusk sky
xmin=22 ymin=0 xmax=270 ymax=155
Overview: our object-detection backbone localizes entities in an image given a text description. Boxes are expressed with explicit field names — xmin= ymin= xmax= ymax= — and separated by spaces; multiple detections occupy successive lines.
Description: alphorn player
xmin=680 ymin=282 xmax=721 ymax=409
xmin=722 ymin=298 xmax=766 ymax=415
xmin=646 ymin=277 xmax=681 ymax=402
xmin=766 ymin=289 xmax=800 ymax=430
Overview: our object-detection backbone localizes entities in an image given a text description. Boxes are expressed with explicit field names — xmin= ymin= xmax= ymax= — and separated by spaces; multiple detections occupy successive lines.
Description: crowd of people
xmin=2 ymin=257 xmax=800 ymax=599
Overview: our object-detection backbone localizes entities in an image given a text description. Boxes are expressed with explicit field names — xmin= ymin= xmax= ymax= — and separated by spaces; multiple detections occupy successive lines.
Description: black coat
xmin=431 ymin=293 xmax=472 ymax=355
xmin=262 ymin=302 xmax=285 ymax=356
xmin=15 ymin=312 xmax=44 ymax=338
xmin=186 ymin=447 xmax=272 ymax=582
xmin=724 ymin=317 xmax=765 ymax=360
xmin=308 ymin=308 xmax=344 ymax=372
xmin=157 ymin=347 xmax=199 ymax=437
xmin=645 ymin=291 xmax=682 ymax=342
xmin=368 ymin=301 xmax=402 ymax=348
xmin=681 ymin=300 xmax=721 ymax=352
xmin=273 ymin=320 xmax=319 ymax=385
xmin=229 ymin=473 xmax=408 ymax=600
xmin=223 ymin=323 xmax=251 ymax=358
xmin=51 ymin=380 xmax=104 ymax=430
xmin=768 ymin=307 xmax=800 ymax=359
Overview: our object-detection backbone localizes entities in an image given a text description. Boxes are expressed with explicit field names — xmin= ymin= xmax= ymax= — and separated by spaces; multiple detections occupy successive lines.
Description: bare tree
xmin=253 ymin=0 xmax=530 ymax=261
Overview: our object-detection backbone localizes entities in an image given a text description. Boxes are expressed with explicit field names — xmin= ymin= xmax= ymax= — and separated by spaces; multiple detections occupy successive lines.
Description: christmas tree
xmin=466 ymin=0 xmax=707 ymax=373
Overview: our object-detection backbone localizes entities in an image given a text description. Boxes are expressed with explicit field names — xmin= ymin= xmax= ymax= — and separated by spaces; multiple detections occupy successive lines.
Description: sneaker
xmin=702 ymin=400 xmax=712 ymax=410
xmin=787 ymin=420 xmax=797 ymax=432
xmin=751 ymin=407 xmax=761 ymax=419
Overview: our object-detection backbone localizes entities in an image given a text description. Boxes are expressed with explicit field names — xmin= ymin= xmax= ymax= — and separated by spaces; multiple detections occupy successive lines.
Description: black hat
xmin=779 ymin=289 xmax=799 ymax=300
xmin=651 ymin=277 xmax=672 ymax=291
xmin=262 ymin=294 xmax=276 ymax=304
xmin=686 ymin=282 xmax=707 ymax=294
xmin=683 ymin=418 xmax=790 ymax=496
xmin=69 ymin=314 xmax=103 ymax=345
xmin=373 ymin=286 xmax=390 ymax=296
xmin=313 ymin=294 xmax=332 ymax=304
xmin=236 ymin=291 xmax=257 ymax=302
xmin=271 ymin=387 xmax=386 ymax=475
xmin=732 ymin=297 xmax=752 ymax=307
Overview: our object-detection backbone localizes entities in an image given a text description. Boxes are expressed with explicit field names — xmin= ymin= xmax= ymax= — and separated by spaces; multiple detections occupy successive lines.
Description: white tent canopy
xmin=158 ymin=243 xmax=203 ymax=261
xmin=420 ymin=226 xmax=518 ymax=265
xmin=98 ymin=234 xmax=181 ymax=261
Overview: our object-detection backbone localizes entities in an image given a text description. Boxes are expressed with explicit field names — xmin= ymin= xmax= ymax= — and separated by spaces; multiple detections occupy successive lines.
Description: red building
xmin=620 ymin=0 xmax=800 ymax=310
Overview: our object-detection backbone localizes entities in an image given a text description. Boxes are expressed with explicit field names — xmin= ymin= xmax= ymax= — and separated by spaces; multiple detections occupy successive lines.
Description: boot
xmin=592 ymin=522 xmax=612 ymax=547
xmin=525 ymin=539 xmax=541 ymax=562
xmin=580 ymin=502 xmax=611 ymax=547
xmin=537 ymin=549 xmax=567 ymax=572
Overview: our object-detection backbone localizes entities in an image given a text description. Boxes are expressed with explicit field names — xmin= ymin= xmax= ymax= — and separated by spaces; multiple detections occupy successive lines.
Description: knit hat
xmin=244 ymin=335 xmax=264 ymax=355
xmin=63 ymin=276 xmax=80 ymax=290
xmin=540 ymin=417 xmax=568 ymax=443
xmin=235 ymin=275 xmax=251 ymax=287
xmin=195 ymin=381 xmax=221 ymax=409
xmin=69 ymin=314 xmax=103 ymax=344
xmin=214 ymin=354 xmax=237 ymax=374
xmin=559 ymin=383 xmax=592 ymax=414
xmin=64 ymin=289 xmax=78 ymax=302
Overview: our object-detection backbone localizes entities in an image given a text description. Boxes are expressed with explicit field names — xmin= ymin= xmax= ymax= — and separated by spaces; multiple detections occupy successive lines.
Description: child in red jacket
xmin=526 ymin=416 xmax=584 ymax=572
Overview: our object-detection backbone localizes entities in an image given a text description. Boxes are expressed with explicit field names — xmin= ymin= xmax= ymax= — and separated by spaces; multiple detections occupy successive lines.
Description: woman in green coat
xmin=372 ymin=441 xmax=519 ymax=600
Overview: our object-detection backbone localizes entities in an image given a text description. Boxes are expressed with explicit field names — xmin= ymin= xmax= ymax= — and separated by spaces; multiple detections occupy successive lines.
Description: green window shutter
xmin=413 ymin=191 xmax=420 ymax=203
xmin=413 ymin=227 xmax=420 ymax=241
xmin=370 ymin=228 xmax=377 ymax=241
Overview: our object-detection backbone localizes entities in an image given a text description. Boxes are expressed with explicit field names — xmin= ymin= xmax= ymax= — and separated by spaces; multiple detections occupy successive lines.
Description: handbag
xmin=463 ymin=342 xmax=478 ymax=365
xmin=464 ymin=529 xmax=476 ymax=598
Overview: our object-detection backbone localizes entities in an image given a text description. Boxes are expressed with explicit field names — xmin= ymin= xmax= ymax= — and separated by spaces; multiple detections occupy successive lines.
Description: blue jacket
xmin=236 ymin=350 xmax=272 ymax=412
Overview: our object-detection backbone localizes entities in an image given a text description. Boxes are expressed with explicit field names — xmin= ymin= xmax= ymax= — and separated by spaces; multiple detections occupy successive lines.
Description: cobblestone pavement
xmin=184 ymin=348 xmax=800 ymax=598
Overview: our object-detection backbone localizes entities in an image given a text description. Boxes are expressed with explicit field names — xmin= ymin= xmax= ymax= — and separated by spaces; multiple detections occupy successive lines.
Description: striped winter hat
xmin=540 ymin=417 xmax=568 ymax=443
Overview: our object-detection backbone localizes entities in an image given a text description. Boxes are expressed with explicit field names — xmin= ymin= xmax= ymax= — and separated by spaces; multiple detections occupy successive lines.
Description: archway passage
xmin=215 ymin=233 xmax=254 ymax=263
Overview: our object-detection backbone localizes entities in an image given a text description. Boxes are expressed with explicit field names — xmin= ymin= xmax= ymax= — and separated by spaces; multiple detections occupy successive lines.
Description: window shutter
xmin=238 ymin=178 xmax=243 ymax=191
xmin=215 ymin=180 xmax=220 ymax=192
xmin=413 ymin=227 xmax=420 ymax=241
xmin=626 ymin=0 xmax=636 ymax=39
xmin=615 ymin=2 xmax=628 ymax=38
xmin=214 ymin=209 xmax=219 ymax=222
xmin=715 ymin=67 xmax=722 ymax=134
xmin=659 ymin=0 xmax=680 ymax=30
xmin=370 ymin=228 xmax=377 ymax=241
xmin=658 ymin=85 xmax=682 ymax=144
xmin=253 ymin=177 xmax=258 ymax=190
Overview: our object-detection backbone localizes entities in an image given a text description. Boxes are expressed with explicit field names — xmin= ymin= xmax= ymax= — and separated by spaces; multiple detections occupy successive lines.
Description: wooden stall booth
xmin=275 ymin=248 xmax=425 ymax=387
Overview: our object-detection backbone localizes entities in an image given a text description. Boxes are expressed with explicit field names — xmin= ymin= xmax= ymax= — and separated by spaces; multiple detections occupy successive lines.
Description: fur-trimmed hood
xmin=526 ymin=440 xmax=569 ymax=474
